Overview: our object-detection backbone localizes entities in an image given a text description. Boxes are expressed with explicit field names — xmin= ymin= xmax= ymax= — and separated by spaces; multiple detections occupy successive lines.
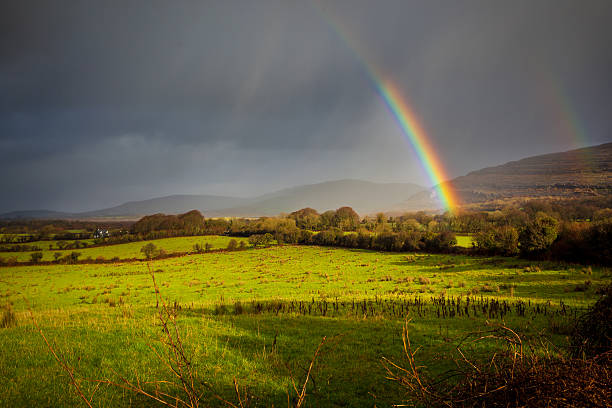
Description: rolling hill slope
xmin=78 ymin=195 xmax=253 ymax=217
xmin=1 ymin=180 xmax=424 ymax=219
xmin=396 ymin=142 xmax=612 ymax=211
xmin=206 ymin=180 xmax=424 ymax=217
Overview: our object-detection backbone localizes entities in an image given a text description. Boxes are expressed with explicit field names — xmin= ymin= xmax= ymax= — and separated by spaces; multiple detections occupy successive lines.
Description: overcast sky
xmin=1 ymin=0 xmax=611 ymax=213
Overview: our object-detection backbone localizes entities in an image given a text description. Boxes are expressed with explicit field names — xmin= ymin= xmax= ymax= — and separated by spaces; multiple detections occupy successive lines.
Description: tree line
xmin=4 ymin=197 xmax=612 ymax=265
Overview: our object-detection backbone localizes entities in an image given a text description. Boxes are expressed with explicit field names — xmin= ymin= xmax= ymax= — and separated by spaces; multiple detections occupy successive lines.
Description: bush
xmin=274 ymin=227 xmax=300 ymax=244
xmin=475 ymin=226 xmax=519 ymax=255
xmin=226 ymin=239 xmax=238 ymax=251
xmin=0 ymin=305 xmax=16 ymax=328
xmin=423 ymin=230 xmax=457 ymax=252
xmin=140 ymin=243 xmax=165 ymax=259
xmin=417 ymin=276 xmax=430 ymax=285
xmin=311 ymin=229 xmax=343 ymax=246
xmin=519 ymin=212 xmax=558 ymax=255
xmin=339 ymin=233 xmax=359 ymax=248
xmin=373 ymin=232 xmax=403 ymax=251
xmin=298 ymin=230 xmax=313 ymax=244
xmin=571 ymin=284 xmax=612 ymax=358
xmin=385 ymin=323 xmax=612 ymax=408
xmin=30 ymin=252 xmax=43 ymax=263
xmin=60 ymin=251 xmax=81 ymax=264
xmin=357 ymin=231 xmax=373 ymax=249
xmin=141 ymin=243 xmax=158 ymax=259
xmin=248 ymin=233 xmax=274 ymax=247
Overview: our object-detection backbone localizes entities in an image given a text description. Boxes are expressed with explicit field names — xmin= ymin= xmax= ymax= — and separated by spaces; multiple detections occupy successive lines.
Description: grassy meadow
xmin=0 ymin=239 xmax=609 ymax=407
xmin=454 ymin=233 xmax=474 ymax=248
xmin=0 ymin=235 xmax=248 ymax=263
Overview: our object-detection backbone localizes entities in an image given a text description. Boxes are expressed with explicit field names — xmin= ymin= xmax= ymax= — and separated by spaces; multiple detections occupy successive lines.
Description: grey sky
xmin=1 ymin=0 xmax=611 ymax=212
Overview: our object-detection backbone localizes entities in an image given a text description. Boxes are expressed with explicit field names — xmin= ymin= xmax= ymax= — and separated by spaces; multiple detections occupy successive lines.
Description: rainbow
xmin=314 ymin=4 xmax=459 ymax=212
xmin=537 ymin=69 xmax=595 ymax=175
xmin=539 ymin=70 xmax=590 ymax=149
xmin=375 ymin=80 xmax=459 ymax=211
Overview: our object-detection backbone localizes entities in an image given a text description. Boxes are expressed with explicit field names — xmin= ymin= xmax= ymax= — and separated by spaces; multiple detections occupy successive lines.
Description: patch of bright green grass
xmin=455 ymin=233 xmax=475 ymax=248
xmin=1 ymin=235 xmax=248 ymax=262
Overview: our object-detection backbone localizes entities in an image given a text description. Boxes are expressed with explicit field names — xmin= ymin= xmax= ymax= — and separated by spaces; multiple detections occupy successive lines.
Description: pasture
xmin=0 ymin=241 xmax=609 ymax=407
xmin=0 ymin=235 xmax=248 ymax=263
xmin=454 ymin=233 xmax=474 ymax=248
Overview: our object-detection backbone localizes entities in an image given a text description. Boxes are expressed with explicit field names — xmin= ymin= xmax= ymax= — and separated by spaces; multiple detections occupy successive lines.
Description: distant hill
xmin=206 ymin=180 xmax=424 ymax=217
xmin=78 ymin=195 xmax=253 ymax=217
xmin=396 ymin=142 xmax=612 ymax=211
xmin=10 ymin=141 xmax=610 ymax=220
xmin=1 ymin=180 xmax=424 ymax=219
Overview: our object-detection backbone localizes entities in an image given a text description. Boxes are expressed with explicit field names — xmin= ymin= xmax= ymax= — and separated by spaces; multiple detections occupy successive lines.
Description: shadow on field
xmin=191 ymin=314 xmax=408 ymax=407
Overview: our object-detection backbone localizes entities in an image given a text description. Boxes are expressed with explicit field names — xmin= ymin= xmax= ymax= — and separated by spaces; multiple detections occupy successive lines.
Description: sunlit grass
xmin=0 ymin=244 xmax=608 ymax=406
xmin=1 ymin=235 xmax=248 ymax=262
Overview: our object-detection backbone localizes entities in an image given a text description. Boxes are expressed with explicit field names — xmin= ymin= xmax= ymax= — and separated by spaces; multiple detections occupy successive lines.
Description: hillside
xmin=78 ymin=195 xmax=253 ymax=217
xmin=207 ymin=180 xmax=424 ymax=217
xmin=396 ymin=142 xmax=612 ymax=211
xmin=1 ymin=180 xmax=424 ymax=219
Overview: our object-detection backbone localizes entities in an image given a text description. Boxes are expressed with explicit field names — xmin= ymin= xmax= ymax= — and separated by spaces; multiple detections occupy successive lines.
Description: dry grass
xmin=571 ymin=283 xmax=612 ymax=358
xmin=1 ymin=304 xmax=17 ymax=328
xmin=383 ymin=318 xmax=612 ymax=407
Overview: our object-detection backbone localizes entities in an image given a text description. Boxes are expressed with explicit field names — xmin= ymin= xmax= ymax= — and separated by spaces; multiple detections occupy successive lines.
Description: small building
xmin=93 ymin=228 xmax=110 ymax=239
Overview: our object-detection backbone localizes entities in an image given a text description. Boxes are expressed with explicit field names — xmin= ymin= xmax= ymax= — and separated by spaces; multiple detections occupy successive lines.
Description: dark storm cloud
xmin=1 ymin=0 xmax=611 ymax=212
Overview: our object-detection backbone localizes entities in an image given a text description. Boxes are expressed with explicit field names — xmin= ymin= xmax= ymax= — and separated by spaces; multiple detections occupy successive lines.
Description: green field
xmin=455 ymin=233 xmax=475 ymax=248
xmin=0 ymin=235 xmax=248 ymax=262
xmin=0 ymin=242 xmax=608 ymax=406
xmin=1 ymin=239 xmax=96 ymax=249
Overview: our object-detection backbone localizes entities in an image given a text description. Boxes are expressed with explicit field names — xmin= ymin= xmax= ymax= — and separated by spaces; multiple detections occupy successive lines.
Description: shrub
xmin=571 ymin=284 xmax=612 ymax=358
xmin=417 ymin=276 xmax=430 ymax=285
xmin=423 ymin=230 xmax=457 ymax=252
xmin=298 ymin=230 xmax=314 ymax=244
xmin=384 ymin=323 xmax=612 ymax=408
xmin=475 ymin=226 xmax=519 ymax=255
xmin=248 ymin=233 xmax=274 ymax=247
xmin=60 ymin=252 xmax=81 ymax=264
xmin=519 ymin=212 xmax=558 ymax=255
xmin=480 ymin=284 xmax=499 ymax=293
xmin=311 ymin=229 xmax=342 ymax=246
xmin=234 ymin=301 xmax=244 ymax=315
xmin=140 ymin=243 xmax=165 ymax=259
xmin=0 ymin=305 xmax=16 ymax=328
xmin=30 ymin=252 xmax=43 ymax=263
xmin=226 ymin=239 xmax=238 ymax=251
xmin=141 ymin=243 xmax=158 ymax=259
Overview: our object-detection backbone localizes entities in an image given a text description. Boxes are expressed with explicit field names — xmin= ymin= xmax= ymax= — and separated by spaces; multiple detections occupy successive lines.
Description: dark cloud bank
xmin=1 ymin=0 xmax=611 ymax=213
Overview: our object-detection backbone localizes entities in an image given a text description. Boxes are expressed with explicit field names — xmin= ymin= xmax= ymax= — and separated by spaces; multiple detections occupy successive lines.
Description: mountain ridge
xmin=5 ymin=142 xmax=611 ymax=220
xmin=1 ymin=179 xmax=424 ymax=219
xmin=395 ymin=142 xmax=612 ymax=212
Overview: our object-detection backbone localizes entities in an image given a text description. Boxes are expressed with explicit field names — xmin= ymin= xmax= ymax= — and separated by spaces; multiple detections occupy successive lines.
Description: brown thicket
xmin=384 ymin=315 xmax=612 ymax=407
